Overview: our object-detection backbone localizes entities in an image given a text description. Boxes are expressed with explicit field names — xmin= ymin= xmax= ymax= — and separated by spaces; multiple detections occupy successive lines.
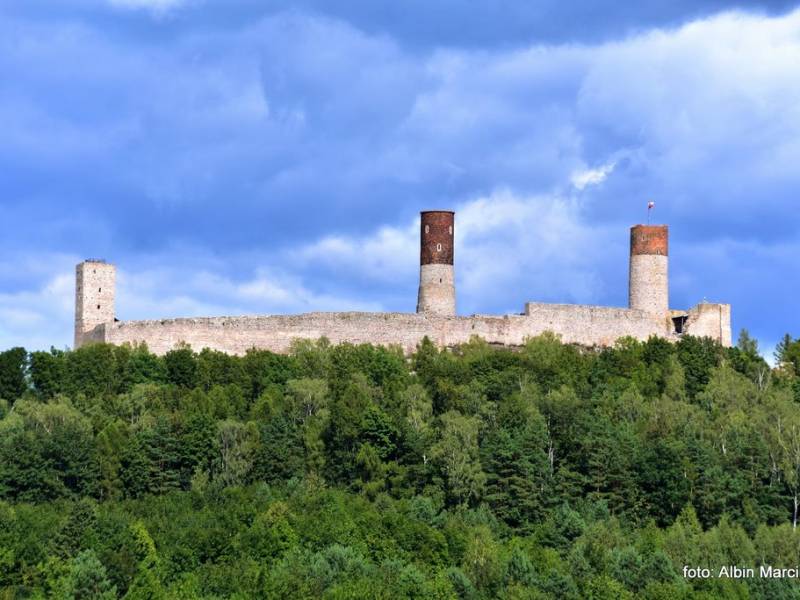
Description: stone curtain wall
xmin=521 ymin=303 xmax=667 ymax=346
xmin=91 ymin=301 xmax=729 ymax=356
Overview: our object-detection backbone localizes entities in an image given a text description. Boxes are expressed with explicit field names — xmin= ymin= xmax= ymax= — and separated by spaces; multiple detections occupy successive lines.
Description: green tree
xmin=0 ymin=399 xmax=99 ymax=501
xmin=251 ymin=415 xmax=304 ymax=486
xmin=242 ymin=348 xmax=298 ymax=400
xmin=125 ymin=521 xmax=164 ymax=599
xmin=196 ymin=348 xmax=247 ymax=392
xmin=211 ymin=420 xmax=255 ymax=488
xmin=29 ymin=348 xmax=67 ymax=398
xmin=675 ymin=336 xmax=723 ymax=400
xmin=461 ymin=525 xmax=503 ymax=595
xmin=290 ymin=338 xmax=332 ymax=380
xmin=243 ymin=501 xmax=299 ymax=562
xmin=63 ymin=549 xmax=117 ymax=600
xmin=96 ymin=420 xmax=130 ymax=499
xmin=66 ymin=343 xmax=117 ymax=397
xmin=431 ymin=411 xmax=485 ymax=506
xmin=119 ymin=418 xmax=185 ymax=497
xmin=285 ymin=378 xmax=329 ymax=423
xmin=53 ymin=498 xmax=97 ymax=559
xmin=164 ymin=346 xmax=198 ymax=389
xmin=118 ymin=344 xmax=165 ymax=389
xmin=482 ymin=394 xmax=549 ymax=529
xmin=637 ymin=438 xmax=690 ymax=526
xmin=729 ymin=329 xmax=770 ymax=389
xmin=0 ymin=347 xmax=27 ymax=403
xmin=324 ymin=374 xmax=374 ymax=483
xmin=775 ymin=334 xmax=800 ymax=372
xmin=179 ymin=411 xmax=217 ymax=480
xmin=576 ymin=414 xmax=641 ymax=517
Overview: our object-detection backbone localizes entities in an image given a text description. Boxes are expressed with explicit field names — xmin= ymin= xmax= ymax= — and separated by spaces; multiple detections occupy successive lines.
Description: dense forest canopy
xmin=1 ymin=331 xmax=800 ymax=598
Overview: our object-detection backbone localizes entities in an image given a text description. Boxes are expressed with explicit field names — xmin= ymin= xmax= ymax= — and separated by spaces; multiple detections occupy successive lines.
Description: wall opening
xmin=97 ymin=305 xmax=101 ymax=310
xmin=672 ymin=315 xmax=688 ymax=334
xmin=436 ymin=243 xmax=442 ymax=251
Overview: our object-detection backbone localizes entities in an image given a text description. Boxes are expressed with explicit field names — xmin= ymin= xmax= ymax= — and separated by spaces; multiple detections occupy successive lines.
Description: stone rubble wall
xmin=684 ymin=303 xmax=732 ymax=347
xmin=628 ymin=254 xmax=669 ymax=315
xmin=75 ymin=261 xmax=116 ymax=348
xmin=417 ymin=264 xmax=456 ymax=316
xmin=90 ymin=300 xmax=729 ymax=356
xmin=522 ymin=303 xmax=669 ymax=346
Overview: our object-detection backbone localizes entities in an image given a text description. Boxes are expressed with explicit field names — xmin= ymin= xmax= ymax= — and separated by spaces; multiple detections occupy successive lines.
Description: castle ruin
xmin=74 ymin=211 xmax=731 ymax=355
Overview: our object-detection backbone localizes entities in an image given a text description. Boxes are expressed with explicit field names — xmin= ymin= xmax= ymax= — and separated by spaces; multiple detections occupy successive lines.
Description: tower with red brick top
xmin=628 ymin=225 xmax=668 ymax=316
xmin=416 ymin=210 xmax=456 ymax=316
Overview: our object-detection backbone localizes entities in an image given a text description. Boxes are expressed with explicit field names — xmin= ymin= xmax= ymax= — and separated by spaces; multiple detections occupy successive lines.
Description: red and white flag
xmin=647 ymin=201 xmax=655 ymax=210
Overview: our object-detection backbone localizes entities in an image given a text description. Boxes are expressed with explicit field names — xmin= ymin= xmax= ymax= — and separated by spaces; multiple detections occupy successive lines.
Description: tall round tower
xmin=628 ymin=225 xmax=668 ymax=316
xmin=416 ymin=210 xmax=456 ymax=316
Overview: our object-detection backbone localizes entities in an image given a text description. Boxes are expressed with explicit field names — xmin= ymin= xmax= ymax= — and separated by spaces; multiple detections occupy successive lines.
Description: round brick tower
xmin=629 ymin=224 xmax=668 ymax=316
xmin=416 ymin=210 xmax=456 ymax=316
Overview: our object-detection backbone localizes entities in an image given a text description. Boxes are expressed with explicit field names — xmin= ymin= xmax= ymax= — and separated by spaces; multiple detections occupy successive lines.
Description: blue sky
xmin=1 ymin=0 xmax=799 ymax=356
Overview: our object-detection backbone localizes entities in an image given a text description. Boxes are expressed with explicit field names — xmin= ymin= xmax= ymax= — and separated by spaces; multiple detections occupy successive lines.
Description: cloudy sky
xmin=1 ymin=0 xmax=799 ymax=355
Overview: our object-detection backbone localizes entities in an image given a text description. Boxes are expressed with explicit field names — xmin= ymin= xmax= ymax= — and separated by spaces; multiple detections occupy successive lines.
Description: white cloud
xmin=571 ymin=161 xmax=616 ymax=190
xmin=290 ymin=185 xmax=614 ymax=315
xmin=456 ymin=189 xmax=610 ymax=310
xmin=0 ymin=271 xmax=75 ymax=351
xmin=0 ymin=253 xmax=384 ymax=351
xmin=298 ymin=223 xmax=418 ymax=283
xmin=116 ymin=266 xmax=381 ymax=322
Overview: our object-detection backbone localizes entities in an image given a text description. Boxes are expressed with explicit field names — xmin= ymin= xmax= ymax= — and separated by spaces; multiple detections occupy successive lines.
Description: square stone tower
xmin=74 ymin=260 xmax=116 ymax=348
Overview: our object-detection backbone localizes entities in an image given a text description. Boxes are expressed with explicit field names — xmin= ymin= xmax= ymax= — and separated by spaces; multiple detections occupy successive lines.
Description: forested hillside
xmin=1 ymin=332 xmax=800 ymax=598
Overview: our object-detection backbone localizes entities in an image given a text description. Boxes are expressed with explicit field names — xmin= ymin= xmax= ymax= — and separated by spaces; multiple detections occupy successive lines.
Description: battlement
xmin=74 ymin=214 xmax=732 ymax=355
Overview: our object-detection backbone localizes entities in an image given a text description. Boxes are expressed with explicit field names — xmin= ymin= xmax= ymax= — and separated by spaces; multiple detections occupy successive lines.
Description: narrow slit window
xmin=425 ymin=225 xmax=430 ymax=234
xmin=436 ymin=243 xmax=442 ymax=251
xmin=97 ymin=304 xmax=101 ymax=310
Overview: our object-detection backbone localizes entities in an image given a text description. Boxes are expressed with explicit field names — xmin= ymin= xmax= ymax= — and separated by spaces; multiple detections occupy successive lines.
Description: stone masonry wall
xmin=75 ymin=261 xmax=116 ymax=348
xmin=629 ymin=225 xmax=669 ymax=316
xmin=95 ymin=302 xmax=685 ymax=356
xmin=417 ymin=264 xmax=456 ymax=315
xmin=684 ymin=302 xmax=732 ymax=347
xmin=522 ymin=303 xmax=669 ymax=346
xmin=629 ymin=255 xmax=669 ymax=315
